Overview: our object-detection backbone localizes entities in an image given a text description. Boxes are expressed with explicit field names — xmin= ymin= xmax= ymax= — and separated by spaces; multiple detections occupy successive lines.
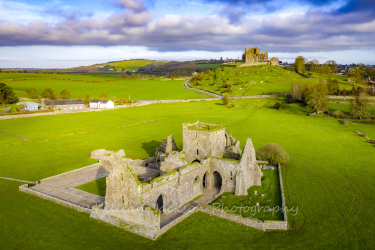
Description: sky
xmin=1 ymin=0 xmax=375 ymax=68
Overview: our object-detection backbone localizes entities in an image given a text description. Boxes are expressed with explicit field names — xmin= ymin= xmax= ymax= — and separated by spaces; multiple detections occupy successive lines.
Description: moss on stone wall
xmin=187 ymin=123 xmax=223 ymax=132
xmin=209 ymin=156 xmax=240 ymax=163
xmin=151 ymin=170 xmax=178 ymax=183
xmin=145 ymin=205 xmax=160 ymax=216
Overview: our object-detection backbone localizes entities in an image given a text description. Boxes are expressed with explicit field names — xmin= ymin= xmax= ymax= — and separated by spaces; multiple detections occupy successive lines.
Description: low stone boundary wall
xmin=196 ymin=164 xmax=288 ymax=231
xmin=198 ymin=204 xmax=287 ymax=231
xmin=157 ymin=98 xmax=219 ymax=103
xmin=156 ymin=207 xmax=198 ymax=238
xmin=19 ymin=184 xmax=91 ymax=214
xmin=39 ymin=163 xmax=102 ymax=184
xmin=278 ymin=163 xmax=288 ymax=222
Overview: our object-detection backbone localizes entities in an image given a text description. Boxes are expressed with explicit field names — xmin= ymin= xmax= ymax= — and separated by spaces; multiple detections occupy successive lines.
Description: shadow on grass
xmin=95 ymin=166 xmax=108 ymax=197
xmin=141 ymin=140 xmax=163 ymax=156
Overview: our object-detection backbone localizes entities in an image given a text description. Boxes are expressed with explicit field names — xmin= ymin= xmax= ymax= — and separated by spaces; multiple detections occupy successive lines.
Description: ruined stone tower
xmin=182 ymin=121 xmax=226 ymax=163
xmin=242 ymin=47 xmax=268 ymax=63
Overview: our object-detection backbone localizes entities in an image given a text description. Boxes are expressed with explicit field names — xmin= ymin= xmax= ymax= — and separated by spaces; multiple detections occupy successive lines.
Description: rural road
xmin=183 ymin=80 xmax=224 ymax=99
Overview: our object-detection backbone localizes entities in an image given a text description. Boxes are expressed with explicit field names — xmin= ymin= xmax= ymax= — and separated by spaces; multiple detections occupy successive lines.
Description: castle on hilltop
xmin=90 ymin=121 xmax=263 ymax=238
xmin=241 ymin=47 xmax=279 ymax=66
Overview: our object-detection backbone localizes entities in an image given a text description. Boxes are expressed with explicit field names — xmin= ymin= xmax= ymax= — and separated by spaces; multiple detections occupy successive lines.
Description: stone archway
xmin=203 ymin=172 xmax=208 ymax=188
xmin=156 ymin=195 xmax=163 ymax=213
xmin=213 ymin=171 xmax=222 ymax=191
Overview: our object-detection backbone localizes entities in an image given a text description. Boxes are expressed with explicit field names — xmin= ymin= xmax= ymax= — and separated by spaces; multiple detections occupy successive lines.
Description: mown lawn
xmin=3 ymin=75 xmax=203 ymax=100
xmin=76 ymin=177 xmax=106 ymax=197
xmin=0 ymin=99 xmax=374 ymax=248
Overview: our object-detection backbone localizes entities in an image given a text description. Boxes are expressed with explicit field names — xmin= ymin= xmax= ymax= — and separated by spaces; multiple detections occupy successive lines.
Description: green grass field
xmin=2 ymin=73 xmax=203 ymax=100
xmin=0 ymin=98 xmax=375 ymax=248
xmin=0 ymin=72 xmax=113 ymax=81
xmin=105 ymin=60 xmax=169 ymax=71
xmin=193 ymin=65 xmax=353 ymax=97
xmin=310 ymin=73 xmax=351 ymax=84
xmin=195 ymin=63 xmax=222 ymax=70
xmin=76 ymin=177 xmax=106 ymax=197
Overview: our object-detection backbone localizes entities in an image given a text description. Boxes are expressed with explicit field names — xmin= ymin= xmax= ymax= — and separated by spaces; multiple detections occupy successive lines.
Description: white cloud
xmin=0 ymin=57 xmax=25 ymax=61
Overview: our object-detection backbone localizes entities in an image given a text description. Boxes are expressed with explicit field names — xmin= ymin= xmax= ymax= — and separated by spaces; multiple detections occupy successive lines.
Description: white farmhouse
xmin=89 ymin=99 xmax=114 ymax=109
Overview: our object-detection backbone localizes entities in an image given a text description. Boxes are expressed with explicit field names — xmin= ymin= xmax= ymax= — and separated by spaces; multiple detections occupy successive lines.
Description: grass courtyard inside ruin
xmin=210 ymin=169 xmax=284 ymax=221
xmin=1 ymin=98 xmax=375 ymax=248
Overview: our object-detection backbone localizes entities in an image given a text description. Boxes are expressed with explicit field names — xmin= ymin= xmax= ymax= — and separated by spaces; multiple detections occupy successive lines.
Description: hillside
xmin=192 ymin=65 xmax=353 ymax=96
xmin=104 ymin=60 xmax=169 ymax=71
xmin=138 ymin=61 xmax=197 ymax=76
xmin=70 ymin=60 xmax=169 ymax=72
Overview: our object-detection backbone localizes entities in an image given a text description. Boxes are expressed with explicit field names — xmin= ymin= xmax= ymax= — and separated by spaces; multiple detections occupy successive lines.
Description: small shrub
xmin=333 ymin=110 xmax=345 ymax=118
xmin=339 ymin=119 xmax=348 ymax=125
xmin=274 ymin=102 xmax=283 ymax=110
xmin=256 ymin=143 xmax=290 ymax=165
xmin=230 ymin=103 xmax=235 ymax=108
xmin=222 ymin=96 xmax=229 ymax=106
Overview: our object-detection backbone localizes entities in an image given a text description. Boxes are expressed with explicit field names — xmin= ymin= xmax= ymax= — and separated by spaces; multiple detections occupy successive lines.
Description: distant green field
xmin=310 ymin=73 xmax=351 ymax=84
xmin=195 ymin=63 xmax=222 ymax=70
xmin=0 ymin=98 xmax=374 ymax=248
xmin=3 ymin=74 xmax=203 ymax=100
xmin=225 ymin=62 xmax=245 ymax=65
xmin=0 ymin=72 xmax=112 ymax=81
xmin=328 ymin=102 xmax=375 ymax=115
xmin=105 ymin=60 xmax=169 ymax=71
xmin=193 ymin=65 xmax=353 ymax=96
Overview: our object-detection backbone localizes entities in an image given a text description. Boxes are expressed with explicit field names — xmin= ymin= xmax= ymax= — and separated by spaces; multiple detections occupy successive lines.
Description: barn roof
xmin=90 ymin=99 xmax=111 ymax=104
xmin=18 ymin=101 xmax=40 ymax=106
xmin=43 ymin=99 xmax=84 ymax=105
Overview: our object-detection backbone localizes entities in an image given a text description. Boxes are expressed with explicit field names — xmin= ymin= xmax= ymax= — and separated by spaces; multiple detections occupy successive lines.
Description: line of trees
xmin=289 ymin=80 xmax=372 ymax=119
xmin=26 ymin=88 xmax=119 ymax=104
xmin=26 ymin=88 xmax=72 ymax=100
xmin=294 ymin=56 xmax=375 ymax=85
xmin=294 ymin=57 xmax=338 ymax=78
xmin=0 ymin=83 xmax=16 ymax=104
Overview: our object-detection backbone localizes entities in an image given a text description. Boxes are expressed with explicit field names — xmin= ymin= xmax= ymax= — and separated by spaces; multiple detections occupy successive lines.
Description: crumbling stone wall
xmin=224 ymin=141 xmax=242 ymax=160
xmin=270 ymin=57 xmax=280 ymax=66
xmin=160 ymin=151 xmax=188 ymax=174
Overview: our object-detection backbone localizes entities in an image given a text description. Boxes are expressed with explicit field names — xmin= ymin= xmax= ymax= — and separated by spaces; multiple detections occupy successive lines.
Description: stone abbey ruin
xmin=242 ymin=47 xmax=279 ymax=66
xmin=90 ymin=121 xmax=264 ymax=238
xmin=20 ymin=121 xmax=288 ymax=240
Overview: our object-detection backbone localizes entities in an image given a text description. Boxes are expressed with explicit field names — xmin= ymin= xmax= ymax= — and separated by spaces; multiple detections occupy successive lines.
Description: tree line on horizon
xmin=294 ymin=56 xmax=375 ymax=84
